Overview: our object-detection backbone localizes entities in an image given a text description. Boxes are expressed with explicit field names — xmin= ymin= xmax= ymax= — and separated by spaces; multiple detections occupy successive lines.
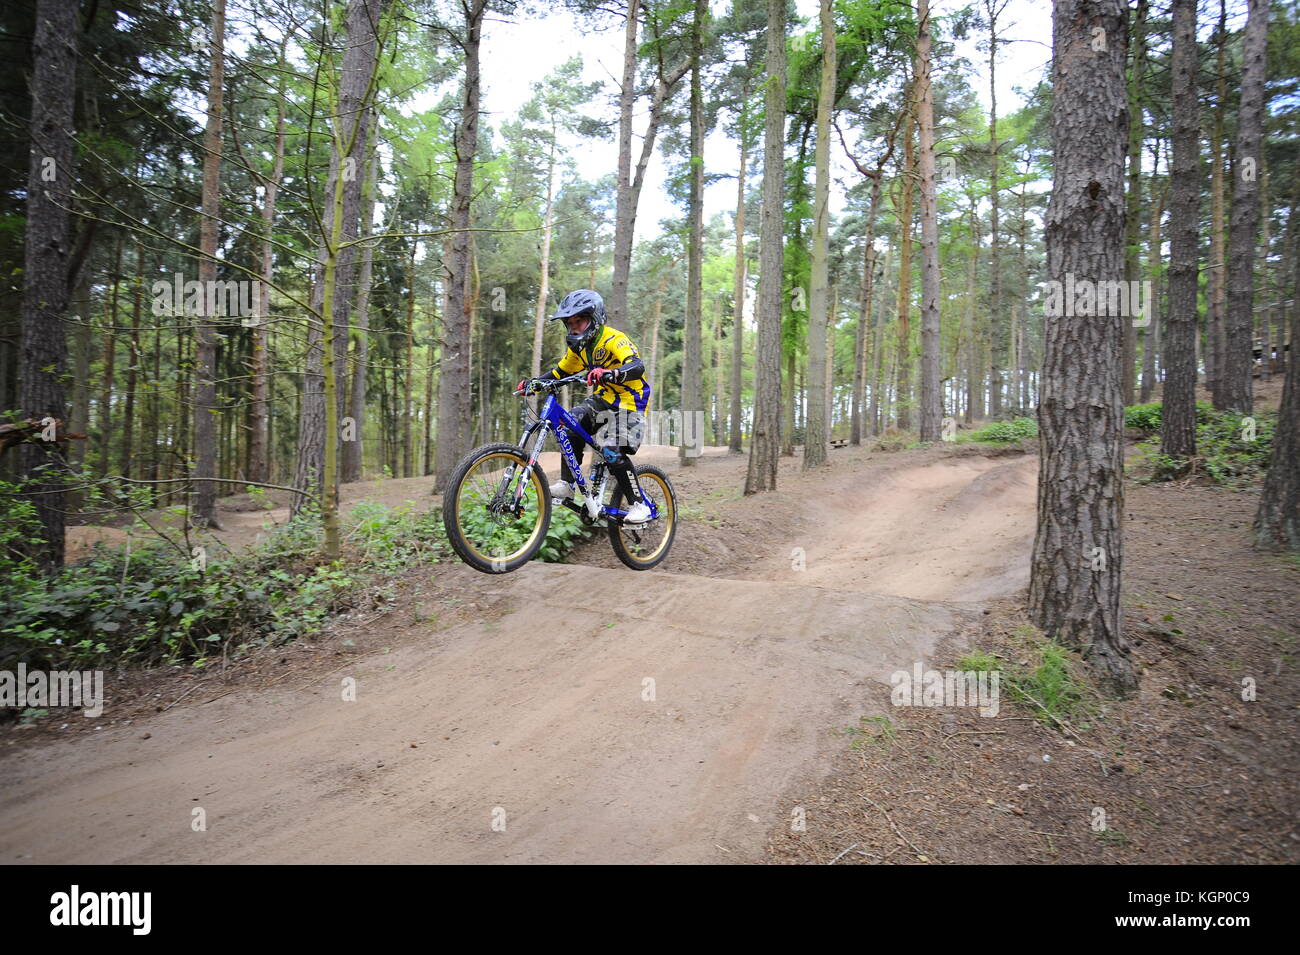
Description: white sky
xmin=477 ymin=0 xmax=1056 ymax=242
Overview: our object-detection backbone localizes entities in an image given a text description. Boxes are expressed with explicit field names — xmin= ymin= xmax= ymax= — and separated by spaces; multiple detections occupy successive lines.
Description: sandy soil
xmin=2 ymin=437 xmax=1043 ymax=864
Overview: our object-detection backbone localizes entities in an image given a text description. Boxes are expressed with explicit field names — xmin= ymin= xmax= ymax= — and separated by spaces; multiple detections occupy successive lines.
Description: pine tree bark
xmin=342 ymin=132 xmax=377 ymax=484
xmin=681 ymin=0 xmax=707 ymax=467
xmin=1141 ymin=171 xmax=1165 ymax=403
xmin=1122 ymin=0 xmax=1148 ymax=407
xmin=434 ymin=0 xmax=486 ymax=491
xmin=120 ymin=240 xmax=143 ymax=480
xmin=916 ymin=0 xmax=942 ymax=443
xmin=730 ymin=119 xmax=748 ymax=453
xmin=193 ymin=0 xmax=225 ymax=528
xmin=1222 ymin=0 xmax=1269 ymax=413
xmin=1207 ymin=0 xmax=1228 ymax=403
xmin=1161 ymin=0 xmax=1201 ymax=462
xmin=804 ymin=0 xmax=835 ymax=469
xmin=18 ymin=0 xmax=78 ymax=571
xmin=1254 ymin=254 xmax=1300 ymax=551
xmin=985 ymin=0 xmax=1004 ymax=418
xmin=744 ymin=0 xmax=786 ymax=494
xmin=1029 ymin=0 xmax=1135 ymax=695
xmin=893 ymin=102 xmax=915 ymax=431
xmin=249 ymin=61 xmax=286 ymax=486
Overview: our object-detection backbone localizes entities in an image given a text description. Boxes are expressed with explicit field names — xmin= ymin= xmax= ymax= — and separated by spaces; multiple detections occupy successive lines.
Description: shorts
xmin=573 ymin=395 xmax=645 ymax=455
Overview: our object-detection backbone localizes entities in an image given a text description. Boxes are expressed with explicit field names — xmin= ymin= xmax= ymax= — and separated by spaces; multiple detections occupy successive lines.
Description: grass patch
xmin=842 ymin=714 xmax=898 ymax=748
xmin=952 ymin=626 xmax=1098 ymax=732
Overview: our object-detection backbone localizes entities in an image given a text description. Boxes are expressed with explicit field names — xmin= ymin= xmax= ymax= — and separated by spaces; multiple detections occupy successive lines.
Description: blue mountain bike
xmin=442 ymin=373 xmax=677 ymax=574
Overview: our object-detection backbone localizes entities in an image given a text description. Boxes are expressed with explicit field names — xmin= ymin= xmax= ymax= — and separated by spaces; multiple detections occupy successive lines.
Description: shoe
xmin=549 ymin=480 xmax=572 ymax=501
xmin=623 ymin=501 xmax=651 ymax=524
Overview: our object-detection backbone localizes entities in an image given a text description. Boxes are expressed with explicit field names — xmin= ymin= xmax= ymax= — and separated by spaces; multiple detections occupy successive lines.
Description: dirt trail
xmin=3 ymin=445 xmax=1038 ymax=864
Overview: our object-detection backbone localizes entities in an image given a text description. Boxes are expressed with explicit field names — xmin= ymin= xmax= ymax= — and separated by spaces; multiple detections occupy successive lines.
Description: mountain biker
xmin=517 ymin=289 xmax=652 ymax=525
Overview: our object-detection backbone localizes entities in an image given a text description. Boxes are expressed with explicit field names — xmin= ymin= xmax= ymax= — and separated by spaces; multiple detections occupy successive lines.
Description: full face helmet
xmin=550 ymin=289 xmax=606 ymax=353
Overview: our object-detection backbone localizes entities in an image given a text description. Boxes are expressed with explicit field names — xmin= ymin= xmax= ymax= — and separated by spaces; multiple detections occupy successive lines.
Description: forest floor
xmin=3 ymin=385 xmax=1296 ymax=864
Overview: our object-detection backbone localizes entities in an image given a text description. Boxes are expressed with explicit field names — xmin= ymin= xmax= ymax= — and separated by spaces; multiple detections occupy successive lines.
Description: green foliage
xmin=1130 ymin=404 xmax=1275 ymax=487
xmin=537 ymin=504 xmax=591 ymax=562
xmin=1124 ymin=400 xmax=1215 ymax=433
xmin=965 ymin=417 xmax=1038 ymax=443
xmin=1124 ymin=402 xmax=1163 ymax=433
xmin=952 ymin=634 xmax=1096 ymax=731
xmin=1194 ymin=410 xmax=1275 ymax=486
xmin=0 ymin=504 xmax=357 ymax=672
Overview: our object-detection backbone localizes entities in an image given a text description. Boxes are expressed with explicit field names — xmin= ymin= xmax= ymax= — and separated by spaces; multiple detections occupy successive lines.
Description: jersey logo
xmin=593 ymin=346 xmax=608 ymax=362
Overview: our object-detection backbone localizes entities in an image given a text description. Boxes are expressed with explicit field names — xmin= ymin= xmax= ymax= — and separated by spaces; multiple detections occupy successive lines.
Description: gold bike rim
xmin=617 ymin=473 xmax=673 ymax=563
xmin=454 ymin=452 xmax=546 ymax=566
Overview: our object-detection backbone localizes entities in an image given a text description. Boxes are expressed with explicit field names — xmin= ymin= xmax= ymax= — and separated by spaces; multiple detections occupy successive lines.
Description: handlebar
xmin=514 ymin=373 xmax=587 ymax=397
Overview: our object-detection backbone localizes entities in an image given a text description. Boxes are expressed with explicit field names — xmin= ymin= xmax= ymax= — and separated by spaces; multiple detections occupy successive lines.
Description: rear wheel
xmin=607 ymin=464 xmax=676 ymax=570
xmin=442 ymin=443 xmax=551 ymax=574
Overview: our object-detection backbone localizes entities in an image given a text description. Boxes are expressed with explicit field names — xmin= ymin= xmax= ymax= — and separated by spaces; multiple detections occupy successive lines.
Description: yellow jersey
xmin=548 ymin=324 xmax=651 ymax=413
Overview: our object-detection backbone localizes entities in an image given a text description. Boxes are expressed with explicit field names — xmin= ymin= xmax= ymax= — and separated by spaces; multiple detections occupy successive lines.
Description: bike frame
xmin=504 ymin=380 xmax=657 ymax=524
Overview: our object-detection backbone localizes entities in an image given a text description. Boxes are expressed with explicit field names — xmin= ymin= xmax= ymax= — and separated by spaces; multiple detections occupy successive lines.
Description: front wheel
xmin=607 ymin=464 xmax=677 ymax=571
xmin=442 ymin=443 xmax=551 ymax=574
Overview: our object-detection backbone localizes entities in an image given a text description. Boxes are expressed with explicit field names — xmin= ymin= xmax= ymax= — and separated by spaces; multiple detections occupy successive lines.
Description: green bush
xmin=967 ymin=417 xmax=1038 ymax=443
xmin=1130 ymin=404 xmax=1275 ymax=486
xmin=1124 ymin=400 xmax=1215 ymax=433
xmin=1124 ymin=402 xmax=1163 ymax=433
xmin=1 ymin=467 xmax=599 ymax=672
xmin=0 ymin=504 xmax=356 ymax=672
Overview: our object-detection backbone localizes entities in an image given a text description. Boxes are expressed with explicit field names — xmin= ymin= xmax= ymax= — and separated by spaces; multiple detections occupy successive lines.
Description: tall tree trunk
xmin=1254 ymin=255 xmax=1300 ymax=551
xmin=804 ymin=0 xmax=835 ymax=469
xmin=434 ymin=0 xmax=486 ymax=491
xmin=295 ymin=0 xmax=384 ymax=557
xmin=916 ymin=0 xmax=941 ymax=443
xmin=249 ymin=70 xmax=286 ymax=486
xmin=342 ymin=130 xmax=377 ymax=484
xmin=610 ymin=0 xmax=641 ymax=331
xmin=1161 ymin=0 xmax=1201 ymax=461
xmin=1122 ymin=0 xmax=1148 ymax=407
xmin=869 ymin=243 xmax=891 ymax=435
xmin=610 ymin=4 xmax=689 ymax=334
xmin=423 ymin=332 xmax=436 ymax=475
xmin=744 ymin=0 xmax=786 ymax=494
xmin=730 ymin=118 xmax=748 ymax=453
xmin=681 ymin=0 xmax=706 ymax=466
xmin=985 ymin=0 xmax=1004 ymax=418
xmin=530 ymin=135 xmax=557 ymax=414
xmin=193 ymin=0 xmax=226 ymax=529
xmin=1260 ymin=164 xmax=1271 ymax=382
xmin=964 ymin=208 xmax=980 ymax=424
xmin=1207 ymin=0 xmax=1228 ymax=402
xmin=120 ymin=240 xmax=143 ymax=480
xmin=18 ymin=0 xmax=78 ymax=570
xmin=403 ymin=239 xmax=416 ymax=477
xmin=97 ymin=234 xmax=123 ymax=479
xmin=1222 ymin=0 xmax=1269 ymax=412
xmin=648 ymin=270 xmax=667 ymax=426
xmin=894 ymin=103 xmax=915 ymax=431
xmin=1141 ymin=172 xmax=1165 ymax=403
xmin=68 ymin=267 xmax=92 ymax=474
xmin=1029 ymin=0 xmax=1135 ymax=694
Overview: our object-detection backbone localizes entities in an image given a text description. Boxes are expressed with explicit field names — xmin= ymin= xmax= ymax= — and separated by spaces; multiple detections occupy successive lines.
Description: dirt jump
xmin=1 ymin=444 xmax=1038 ymax=864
